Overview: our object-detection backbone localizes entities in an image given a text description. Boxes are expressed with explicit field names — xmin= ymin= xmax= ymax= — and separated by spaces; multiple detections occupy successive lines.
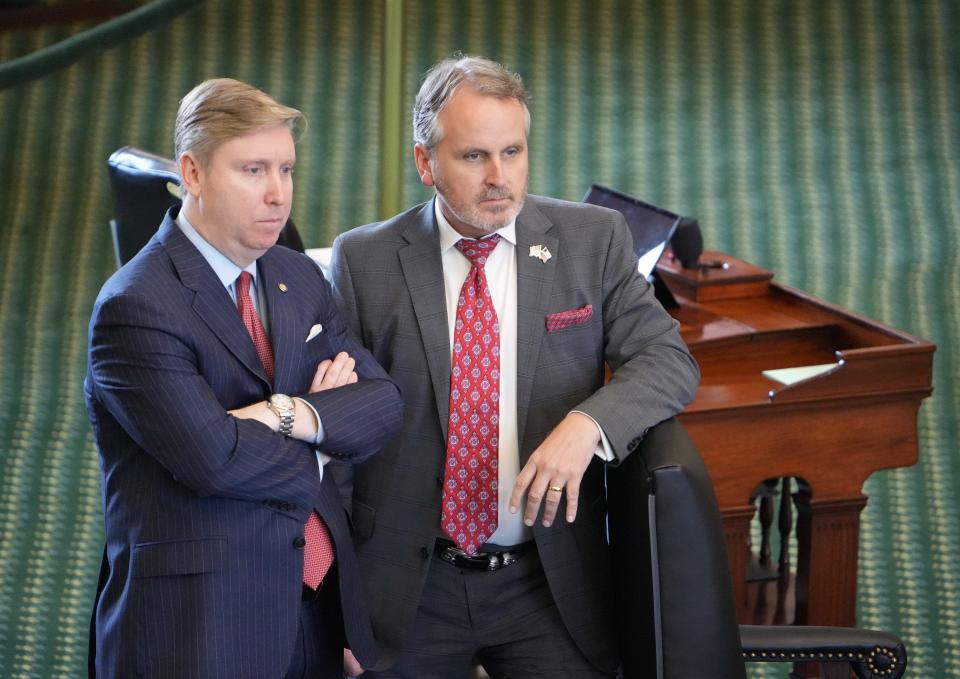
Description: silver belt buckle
xmin=441 ymin=545 xmax=465 ymax=565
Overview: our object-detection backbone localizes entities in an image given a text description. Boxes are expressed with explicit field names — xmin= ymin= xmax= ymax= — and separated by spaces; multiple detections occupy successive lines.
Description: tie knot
xmin=237 ymin=270 xmax=253 ymax=292
xmin=455 ymin=234 xmax=501 ymax=269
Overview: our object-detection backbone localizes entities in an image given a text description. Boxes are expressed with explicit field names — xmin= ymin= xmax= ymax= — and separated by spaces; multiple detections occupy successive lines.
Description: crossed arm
xmin=88 ymin=290 xmax=402 ymax=507
xmin=228 ymin=351 xmax=359 ymax=440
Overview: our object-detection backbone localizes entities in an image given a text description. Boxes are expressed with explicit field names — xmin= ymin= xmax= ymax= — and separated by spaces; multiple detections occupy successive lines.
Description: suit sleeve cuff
xmin=294 ymin=397 xmax=330 ymax=478
xmin=570 ymin=410 xmax=615 ymax=462
xmin=294 ymin=397 xmax=326 ymax=446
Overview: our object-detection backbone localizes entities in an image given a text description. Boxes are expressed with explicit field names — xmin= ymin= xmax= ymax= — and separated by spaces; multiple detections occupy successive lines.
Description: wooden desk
xmin=657 ymin=251 xmax=934 ymax=633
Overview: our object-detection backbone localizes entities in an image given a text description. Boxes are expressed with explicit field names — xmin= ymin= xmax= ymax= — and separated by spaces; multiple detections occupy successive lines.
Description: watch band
xmin=267 ymin=394 xmax=296 ymax=436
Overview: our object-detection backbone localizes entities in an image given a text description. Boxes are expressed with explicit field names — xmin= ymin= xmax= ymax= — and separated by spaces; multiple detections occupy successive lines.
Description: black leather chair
xmin=106 ymin=146 xmax=305 ymax=267
xmin=606 ymin=419 xmax=907 ymax=679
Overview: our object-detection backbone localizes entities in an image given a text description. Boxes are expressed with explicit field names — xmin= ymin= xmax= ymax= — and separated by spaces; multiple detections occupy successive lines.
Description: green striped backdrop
xmin=1 ymin=1 xmax=957 ymax=677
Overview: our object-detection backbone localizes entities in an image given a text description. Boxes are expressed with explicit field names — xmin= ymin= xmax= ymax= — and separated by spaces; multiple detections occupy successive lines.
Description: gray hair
xmin=412 ymin=55 xmax=530 ymax=151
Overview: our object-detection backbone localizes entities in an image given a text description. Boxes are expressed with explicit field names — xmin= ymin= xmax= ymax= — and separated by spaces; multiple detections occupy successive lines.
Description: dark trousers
xmin=284 ymin=571 xmax=346 ymax=679
xmin=366 ymin=548 xmax=616 ymax=679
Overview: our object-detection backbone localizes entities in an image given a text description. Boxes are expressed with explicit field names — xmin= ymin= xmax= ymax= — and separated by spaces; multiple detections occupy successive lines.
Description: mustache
xmin=478 ymin=188 xmax=513 ymax=201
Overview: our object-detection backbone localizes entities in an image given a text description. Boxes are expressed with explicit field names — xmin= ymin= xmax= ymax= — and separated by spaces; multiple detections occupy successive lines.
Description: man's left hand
xmin=343 ymin=648 xmax=363 ymax=676
xmin=509 ymin=412 xmax=600 ymax=527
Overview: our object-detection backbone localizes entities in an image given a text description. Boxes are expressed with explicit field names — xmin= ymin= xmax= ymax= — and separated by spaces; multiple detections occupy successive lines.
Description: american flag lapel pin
xmin=529 ymin=244 xmax=552 ymax=263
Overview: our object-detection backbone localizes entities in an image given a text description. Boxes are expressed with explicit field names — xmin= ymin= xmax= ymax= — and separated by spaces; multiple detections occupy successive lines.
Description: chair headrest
xmin=107 ymin=145 xmax=180 ymax=184
xmin=106 ymin=145 xmax=307 ymax=265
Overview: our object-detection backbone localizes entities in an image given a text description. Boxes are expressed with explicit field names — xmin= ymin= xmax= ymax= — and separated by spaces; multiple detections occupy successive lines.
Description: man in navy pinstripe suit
xmin=85 ymin=78 xmax=403 ymax=678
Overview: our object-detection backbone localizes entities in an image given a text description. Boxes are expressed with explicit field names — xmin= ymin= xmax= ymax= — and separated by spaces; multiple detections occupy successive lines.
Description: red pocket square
xmin=545 ymin=304 xmax=593 ymax=332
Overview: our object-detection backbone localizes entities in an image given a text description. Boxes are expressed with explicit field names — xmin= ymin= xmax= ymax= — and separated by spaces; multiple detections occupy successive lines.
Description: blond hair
xmin=174 ymin=78 xmax=304 ymax=166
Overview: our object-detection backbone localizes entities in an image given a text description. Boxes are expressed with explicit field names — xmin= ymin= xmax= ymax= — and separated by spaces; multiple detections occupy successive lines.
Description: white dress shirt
xmin=434 ymin=199 xmax=613 ymax=546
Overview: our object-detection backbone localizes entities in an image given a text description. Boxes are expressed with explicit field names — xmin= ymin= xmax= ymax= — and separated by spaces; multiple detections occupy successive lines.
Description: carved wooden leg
xmin=722 ymin=504 xmax=758 ymax=620
xmin=791 ymin=493 xmax=868 ymax=678
xmin=778 ymin=477 xmax=793 ymax=574
xmin=758 ymin=480 xmax=777 ymax=569
xmin=774 ymin=477 xmax=795 ymax=624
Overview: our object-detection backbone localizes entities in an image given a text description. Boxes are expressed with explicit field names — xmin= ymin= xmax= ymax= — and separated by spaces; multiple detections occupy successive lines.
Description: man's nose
xmin=485 ymin=159 xmax=507 ymax=187
xmin=264 ymin=170 xmax=285 ymax=204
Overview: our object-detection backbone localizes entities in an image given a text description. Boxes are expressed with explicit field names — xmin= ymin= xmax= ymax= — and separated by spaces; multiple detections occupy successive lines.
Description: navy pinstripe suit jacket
xmin=85 ymin=209 xmax=403 ymax=678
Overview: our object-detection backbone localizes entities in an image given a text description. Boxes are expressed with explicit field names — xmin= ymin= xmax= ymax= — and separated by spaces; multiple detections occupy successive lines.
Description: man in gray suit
xmin=330 ymin=56 xmax=700 ymax=678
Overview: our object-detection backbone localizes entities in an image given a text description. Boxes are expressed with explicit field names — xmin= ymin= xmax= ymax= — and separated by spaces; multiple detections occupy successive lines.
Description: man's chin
xmin=255 ymin=223 xmax=285 ymax=247
xmin=479 ymin=201 xmax=523 ymax=229
xmin=474 ymin=221 xmax=505 ymax=233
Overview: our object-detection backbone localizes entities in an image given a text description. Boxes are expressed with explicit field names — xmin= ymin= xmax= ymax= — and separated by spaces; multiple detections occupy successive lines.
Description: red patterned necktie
xmin=235 ymin=271 xmax=275 ymax=382
xmin=235 ymin=271 xmax=334 ymax=589
xmin=442 ymin=235 xmax=501 ymax=556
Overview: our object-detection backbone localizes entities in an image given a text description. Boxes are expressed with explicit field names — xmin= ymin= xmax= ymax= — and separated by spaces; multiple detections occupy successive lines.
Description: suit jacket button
xmin=293 ymin=536 xmax=306 ymax=549
xmin=436 ymin=476 xmax=443 ymax=488
xmin=420 ymin=547 xmax=430 ymax=559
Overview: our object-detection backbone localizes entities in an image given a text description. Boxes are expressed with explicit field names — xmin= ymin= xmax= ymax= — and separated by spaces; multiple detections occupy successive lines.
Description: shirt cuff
xmin=293 ymin=397 xmax=326 ymax=445
xmin=294 ymin=397 xmax=329 ymax=478
xmin=570 ymin=410 xmax=615 ymax=462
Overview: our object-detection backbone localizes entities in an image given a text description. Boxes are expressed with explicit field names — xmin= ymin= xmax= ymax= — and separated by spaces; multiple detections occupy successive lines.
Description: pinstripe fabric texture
xmin=1 ymin=1 xmax=959 ymax=677
xmin=85 ymin=212 xmax=400 ymax=676
xmin=236 ymin=270 xmax=276 ymax=380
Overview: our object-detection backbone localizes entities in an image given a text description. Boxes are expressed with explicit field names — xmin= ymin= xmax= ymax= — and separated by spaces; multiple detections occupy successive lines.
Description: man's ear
xmin=178 ymin=152 xmax=203 ymax=197
xmin=413 ymin=144 xmax=435 ymax=187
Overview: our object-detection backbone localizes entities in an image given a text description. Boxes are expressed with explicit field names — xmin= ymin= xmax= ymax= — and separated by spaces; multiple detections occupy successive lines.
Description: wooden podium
xmin=656 ymin=251 xmax=934 ymax=634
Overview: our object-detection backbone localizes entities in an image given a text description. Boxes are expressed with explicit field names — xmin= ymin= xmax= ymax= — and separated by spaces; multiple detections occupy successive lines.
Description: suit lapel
xmin=258 ymin=251 xmax=307 ymax=393
xmin=514 ymin=201 xmax=559 ymax=450
xmin=159 ymin=211 xmax=271 ymax=389
xmin=398 ymin=204 xmax=454 ymax=438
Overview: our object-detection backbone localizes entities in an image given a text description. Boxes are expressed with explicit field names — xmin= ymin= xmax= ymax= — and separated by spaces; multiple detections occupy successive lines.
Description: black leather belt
xmin=435 ymin=538 xmax=533 ymax=571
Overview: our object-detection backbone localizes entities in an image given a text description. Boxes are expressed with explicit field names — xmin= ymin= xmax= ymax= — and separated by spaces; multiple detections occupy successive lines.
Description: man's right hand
xmin=228 ymin=352 xmax=357 ymax=439
xmin=310 ymin=351 xmax=358 ymax=392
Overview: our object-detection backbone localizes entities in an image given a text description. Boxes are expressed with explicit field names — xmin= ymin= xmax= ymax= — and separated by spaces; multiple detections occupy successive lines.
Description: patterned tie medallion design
xmin=442 ymin=235 xmax=502 ymax=556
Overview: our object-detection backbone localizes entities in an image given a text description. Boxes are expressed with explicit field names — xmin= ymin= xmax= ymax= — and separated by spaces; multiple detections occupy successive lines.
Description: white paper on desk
xmin=762 ymin=362 xmax=838 ymax=386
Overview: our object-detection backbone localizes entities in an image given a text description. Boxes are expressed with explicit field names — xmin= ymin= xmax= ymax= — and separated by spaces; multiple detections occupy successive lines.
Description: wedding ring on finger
xmin=548 ymin=485 xmax=563 ymax=494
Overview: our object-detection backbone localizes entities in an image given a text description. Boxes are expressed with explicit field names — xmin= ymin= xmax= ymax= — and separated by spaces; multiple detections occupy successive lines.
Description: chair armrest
xmin=739 ymin=624 xmax=907 ymax=679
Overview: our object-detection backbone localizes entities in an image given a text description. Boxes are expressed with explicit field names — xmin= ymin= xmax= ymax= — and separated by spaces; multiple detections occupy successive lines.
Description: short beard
xmin=434 ymin=175 xmax=526 ymax=233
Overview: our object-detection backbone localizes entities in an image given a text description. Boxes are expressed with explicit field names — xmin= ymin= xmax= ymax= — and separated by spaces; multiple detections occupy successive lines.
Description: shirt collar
xmin=175 ymin=210 xmax=258 ymax=289
xmin=433 ymin=196 xmax=517 ymax=253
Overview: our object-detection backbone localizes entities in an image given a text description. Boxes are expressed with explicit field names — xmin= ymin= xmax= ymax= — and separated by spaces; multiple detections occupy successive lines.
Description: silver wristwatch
xmin=267 ymin=394 xmax=296 ymax=436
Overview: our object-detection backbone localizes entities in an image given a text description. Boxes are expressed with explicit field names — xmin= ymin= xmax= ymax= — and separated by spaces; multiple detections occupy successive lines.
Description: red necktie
xmin=236 ymin=271 xmax=275 ymax=382
xmin=235 ymin=272 xmax=334 ymax=589
xmin=441 ymin=235 xmax=501 ymax=556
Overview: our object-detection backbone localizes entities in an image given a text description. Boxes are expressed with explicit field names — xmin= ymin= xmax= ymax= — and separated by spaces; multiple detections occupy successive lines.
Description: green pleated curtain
xmin=1 ymin=1 xmax=958 ymax=677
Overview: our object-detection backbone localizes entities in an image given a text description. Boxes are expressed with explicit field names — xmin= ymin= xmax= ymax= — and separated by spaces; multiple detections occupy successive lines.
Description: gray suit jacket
xmin=329 ymin=195 xmax=700 ymax=671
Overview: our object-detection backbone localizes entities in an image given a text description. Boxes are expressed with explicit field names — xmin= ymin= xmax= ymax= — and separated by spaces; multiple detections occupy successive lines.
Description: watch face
xmin=269 ymin=394 xmax=295 ymax=435
xmin=271 ymin=394 xmax=294 ymax=411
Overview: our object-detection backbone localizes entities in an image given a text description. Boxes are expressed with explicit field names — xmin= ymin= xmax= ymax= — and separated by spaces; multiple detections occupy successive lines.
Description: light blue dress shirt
xmin=175 ymin=212 xmax=327 ymax=473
